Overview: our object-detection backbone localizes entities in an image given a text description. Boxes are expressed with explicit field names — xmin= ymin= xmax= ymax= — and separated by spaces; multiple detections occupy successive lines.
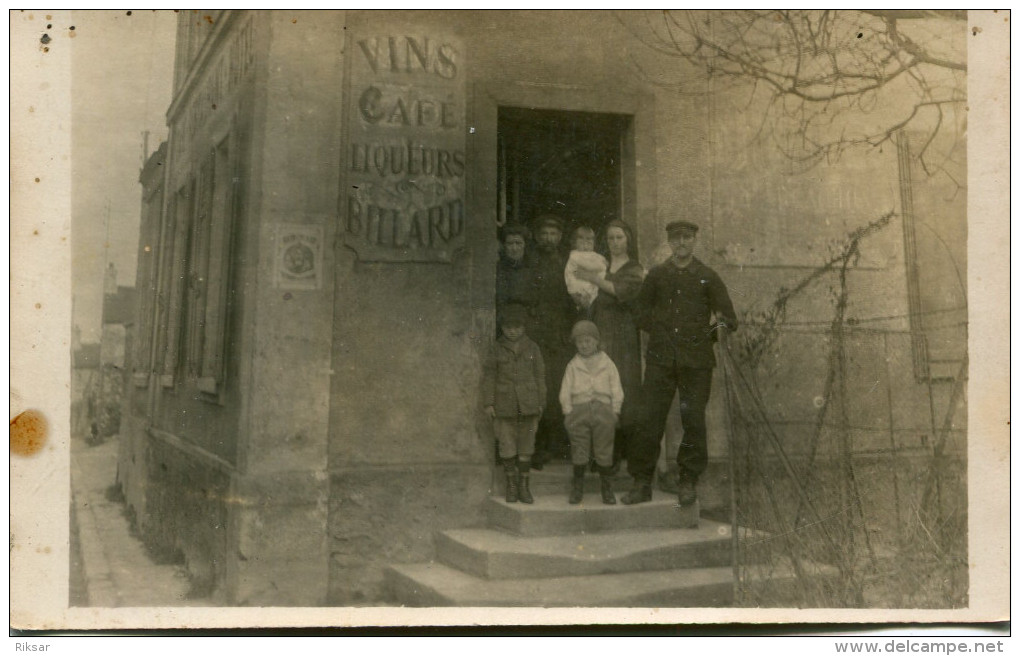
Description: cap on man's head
xmin=570 ymin=320 xmax=600 ymax=342
xmin=535 ymin=214 xmax=565 ymax=233
xmin=666 ymin=220 xmax=699 ymax=238
xmin=501 ymin=304 xmax=529 ymax=328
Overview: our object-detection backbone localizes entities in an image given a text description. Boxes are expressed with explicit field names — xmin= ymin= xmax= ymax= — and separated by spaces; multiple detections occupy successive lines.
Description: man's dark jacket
xmin=636 ymin=257 xmax=738 ymax=369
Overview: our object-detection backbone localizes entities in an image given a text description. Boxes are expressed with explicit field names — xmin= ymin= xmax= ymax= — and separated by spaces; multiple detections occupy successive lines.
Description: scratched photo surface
xmin=9 ymin=10 xmax=1009 ymax=628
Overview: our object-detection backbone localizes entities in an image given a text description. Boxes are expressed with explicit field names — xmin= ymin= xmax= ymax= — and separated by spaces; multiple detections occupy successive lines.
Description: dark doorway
xmin=497 ymin=108 xmax=629 ymax=240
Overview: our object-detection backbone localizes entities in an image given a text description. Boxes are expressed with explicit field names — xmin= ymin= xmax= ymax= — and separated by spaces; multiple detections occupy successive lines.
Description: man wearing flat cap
xmin=622 ymin=219 xmax=738 ymax=506
xmin=528 ymin=213 xmax=575 ymax=466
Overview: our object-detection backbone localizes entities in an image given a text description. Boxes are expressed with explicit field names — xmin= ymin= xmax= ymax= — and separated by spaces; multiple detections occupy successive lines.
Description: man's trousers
xmin=628 ymin=361 xmax=714 ymax=484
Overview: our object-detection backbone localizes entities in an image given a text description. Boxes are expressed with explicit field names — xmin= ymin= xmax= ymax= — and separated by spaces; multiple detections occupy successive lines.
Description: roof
xmin=140 ymin=141 xmax=167 ymax=190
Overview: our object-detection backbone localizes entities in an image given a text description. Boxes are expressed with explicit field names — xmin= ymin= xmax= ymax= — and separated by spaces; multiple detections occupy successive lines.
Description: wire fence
xmin=719 ymin=212 xmax=968 ymax=608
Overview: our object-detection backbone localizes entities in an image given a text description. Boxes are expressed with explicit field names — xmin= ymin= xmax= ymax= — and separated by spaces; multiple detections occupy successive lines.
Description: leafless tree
xmin=620 ymin=10 xmax=967 ymax=173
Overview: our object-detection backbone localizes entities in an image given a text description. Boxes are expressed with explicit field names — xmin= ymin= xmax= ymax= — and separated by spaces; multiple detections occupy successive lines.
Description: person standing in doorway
xmin=622 ymin=220 xmax=738 ymax=507
xmin=529 ymin=214 xmax=575 ymax=468
xmin=495 ymin=223 xmax=536 ymax=334
xmin=574 ymin=219 xmax=645 ymax=473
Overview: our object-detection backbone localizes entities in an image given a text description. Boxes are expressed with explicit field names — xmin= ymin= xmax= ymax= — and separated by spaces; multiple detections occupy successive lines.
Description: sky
xmin=70 ymin=10 xmax=177 ymax=342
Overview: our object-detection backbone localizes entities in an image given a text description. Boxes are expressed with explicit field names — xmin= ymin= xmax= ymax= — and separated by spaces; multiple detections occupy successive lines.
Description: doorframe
xmin=467 ymin=82 xmax=658 ymax=317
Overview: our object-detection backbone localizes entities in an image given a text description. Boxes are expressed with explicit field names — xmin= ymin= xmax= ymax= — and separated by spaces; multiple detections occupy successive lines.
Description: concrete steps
xmin=384 ymin=461 xmax=822 ymax=607
xmin=385 ymin=562 xmax=735 ymax=607
xmin=436 ymin=521 xmax=739 ymax=579
xmin=385 ymin=460 xmax=837 ymax=607
xmin=485 ymin=495 xmax=699 ymax=536
xmin=513 ymin=462 xmax=634 ymax=495
xmin=385 ymin=476 xmax=756 ymax=607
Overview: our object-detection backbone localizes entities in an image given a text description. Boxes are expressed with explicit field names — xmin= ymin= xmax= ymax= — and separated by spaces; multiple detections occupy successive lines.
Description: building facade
xmin=118 ymin=10 xmax=966 ymax=605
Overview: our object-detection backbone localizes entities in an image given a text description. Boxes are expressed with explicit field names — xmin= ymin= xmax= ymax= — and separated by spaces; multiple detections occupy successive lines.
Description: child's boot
xmin=598 ymin=465 xmax=617 ymax=505
xmin=502 ymin=457 xmax=519 ymax=503
xmin=569 ymin=464 xmax=585 ymax=505
xmin=517 ymin=458 xmax=533 ymax=504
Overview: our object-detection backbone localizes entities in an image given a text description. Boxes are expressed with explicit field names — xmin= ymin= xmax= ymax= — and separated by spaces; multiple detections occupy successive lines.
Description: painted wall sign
xmin=341 ymin=33 xmax=467 ymax=262
xmin=275 ymin=224 xmax=323 ymax=290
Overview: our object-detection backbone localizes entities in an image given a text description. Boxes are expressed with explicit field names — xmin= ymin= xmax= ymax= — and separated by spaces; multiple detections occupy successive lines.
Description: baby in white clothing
xmin=564 ymin=225 xmax=607 ymax=310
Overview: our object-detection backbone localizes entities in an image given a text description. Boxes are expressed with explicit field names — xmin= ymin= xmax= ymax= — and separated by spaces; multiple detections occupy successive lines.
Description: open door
xmin=497 ymin=108 xmax=630 ymax=239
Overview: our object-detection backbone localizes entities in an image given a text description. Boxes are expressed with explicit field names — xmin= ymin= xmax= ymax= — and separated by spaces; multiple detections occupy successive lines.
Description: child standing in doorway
xmin=559 ymin=320 xmax=623 ymax=505
xmin=482 ymin=304 xmax=546 ymax=504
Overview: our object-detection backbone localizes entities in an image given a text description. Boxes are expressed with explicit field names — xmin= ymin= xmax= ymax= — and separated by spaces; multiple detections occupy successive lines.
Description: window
xmin=186 ymin=156 xmax=214 ymax=376
xmin=896 ymin=130 xmax=967 ymax=382
xmin=159 ymin=131 xmax=241 ymax=396
xmin=174 ymin=10 xmax=226 ymax=92
xmin=132 ymin=167 xmax=165 ymax=387
xmin=161 ymin=180 xmax=195 ymax=387
xmin=197 ymin=136 xmax=236 ymax=394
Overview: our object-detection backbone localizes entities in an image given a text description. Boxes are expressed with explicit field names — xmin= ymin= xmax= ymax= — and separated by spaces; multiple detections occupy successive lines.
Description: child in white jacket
xmin=559 ymin=320 xmax=623 ymax=505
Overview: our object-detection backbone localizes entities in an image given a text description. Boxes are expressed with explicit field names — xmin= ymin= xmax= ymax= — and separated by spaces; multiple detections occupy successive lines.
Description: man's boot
xmin=502 ymin=457 xmax=519 ymax=503
xmin=568 ymin=464 xmax=585 ymax=505
xmin=677 ymin=474 xmax=697 ymax=507
xmin=598 ymin=465 xmax=616 ymax=505
xmin=621 ymin=476 xmax=652 ymax=505
xmin=518 ymin=458 xmax=534 ymax=504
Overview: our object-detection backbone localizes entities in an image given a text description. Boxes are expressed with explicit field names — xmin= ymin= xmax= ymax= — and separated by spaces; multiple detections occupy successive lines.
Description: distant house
xmin=72 ymin=339 xmax=101 ymax=371
xmin=70 ymin=326 xmax=100 ymax=440
xmin=71 ymin=265 xmax=138 ymax=443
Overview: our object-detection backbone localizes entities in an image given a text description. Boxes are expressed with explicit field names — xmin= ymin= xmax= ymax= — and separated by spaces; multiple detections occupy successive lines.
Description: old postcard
xmin=9 ymin=10 xmax=1009 ymax=629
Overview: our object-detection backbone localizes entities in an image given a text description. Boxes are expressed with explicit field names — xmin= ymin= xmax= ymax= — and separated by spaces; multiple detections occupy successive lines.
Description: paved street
xmin=70 ymin=436 xmax=209 ymax=607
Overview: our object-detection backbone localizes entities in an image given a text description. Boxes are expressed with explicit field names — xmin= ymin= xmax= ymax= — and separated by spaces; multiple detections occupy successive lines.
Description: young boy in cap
xmin=623 ymin=220 xmax=738 ymax=507
xmin=559 ymin=320 xmax=624 ymax=505
xmin=482 ymin=303 xmax=546 ymax=504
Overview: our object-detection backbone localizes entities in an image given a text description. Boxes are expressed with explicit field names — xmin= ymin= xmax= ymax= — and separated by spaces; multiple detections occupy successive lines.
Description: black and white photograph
xmin=9 ymin=9 xmax=1009 ymax=629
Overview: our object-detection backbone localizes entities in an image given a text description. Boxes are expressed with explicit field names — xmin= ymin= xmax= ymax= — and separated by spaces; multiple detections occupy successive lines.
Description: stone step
xmin=531 ymin=462 xmax=633 ymax=494
xmin=485 ymin=495 xmax=699 ymax=536
xmin=493 ymin=461 xmax=635 ymax=496
xmin=436 ymin=520 xmax=745 ymax=579
xmin=385 ymin=561 xmax=735 ymax=607
xmin=498 ymin=463 xmax=727 ymax=513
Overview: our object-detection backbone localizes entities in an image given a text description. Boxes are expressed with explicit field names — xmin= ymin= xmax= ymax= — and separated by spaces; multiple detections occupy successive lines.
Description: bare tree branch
xmin=622 ymin=10 xmax=967 ymax=172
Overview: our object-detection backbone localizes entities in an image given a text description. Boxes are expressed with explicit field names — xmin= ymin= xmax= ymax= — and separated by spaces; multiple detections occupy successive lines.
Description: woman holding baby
xmin=572 ymin=219 xmax=645 ymax=471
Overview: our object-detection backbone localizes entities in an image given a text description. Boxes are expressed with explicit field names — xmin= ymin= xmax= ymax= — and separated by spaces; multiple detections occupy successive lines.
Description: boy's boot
xmin=569 ymin=464 xmax=586 ymax=505
xmin=621 ymin=475 xmax=652 ymax=505
xmin=598 ymin=465 xmax=617 ymax=505
xmin=517 ymin=458 xmax=534 ymax=504
xmin=502 ymin=457 xmax=519 ymax=503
